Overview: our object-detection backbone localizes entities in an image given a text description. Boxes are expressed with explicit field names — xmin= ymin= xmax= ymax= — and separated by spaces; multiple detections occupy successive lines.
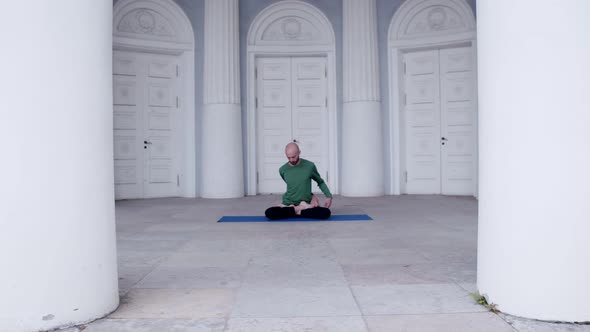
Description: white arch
xmin=113 ymin=0 xmax=196 ymax=197
xmin=248 ymin=0 xmax=335 ymax=46
xmin=113 ymin=0 xmax=193 ymax=49
xmin=245 ymin=0 xmax=339 ymax=195
xmin=387 ymin=0 xmax=477 ymax=195
xmin=389 ymin=0 xmax=475 ymax=46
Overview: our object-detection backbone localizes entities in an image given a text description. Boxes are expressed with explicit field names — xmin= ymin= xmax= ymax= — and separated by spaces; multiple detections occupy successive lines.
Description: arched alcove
xmin=112 ymin=0 xmax=196 ymax=198
xmin=387 ymin=0 xmax=477 ymax=196
xmin=245 ymin=1 xmax=339 ymax=195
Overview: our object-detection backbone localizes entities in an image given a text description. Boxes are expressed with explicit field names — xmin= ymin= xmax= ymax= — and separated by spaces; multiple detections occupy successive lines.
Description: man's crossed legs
xmin=265 ymin=196 xmax=331 ymax=220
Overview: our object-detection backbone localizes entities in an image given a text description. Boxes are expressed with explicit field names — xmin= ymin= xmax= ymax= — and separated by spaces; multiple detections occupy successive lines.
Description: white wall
xmin=477 ymin=0 xmax=590 ymax=322
xmin=0 ymin=1 xmax=119 ymax=331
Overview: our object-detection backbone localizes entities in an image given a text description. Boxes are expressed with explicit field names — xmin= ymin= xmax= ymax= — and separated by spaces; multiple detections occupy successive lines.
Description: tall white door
xmin=403 ymin=46 xmax=476 ymax=195
xmin=113 ymin=51 xmax=182 ymax=199
xmin=256 ymin=57 xmax=329 ymax=194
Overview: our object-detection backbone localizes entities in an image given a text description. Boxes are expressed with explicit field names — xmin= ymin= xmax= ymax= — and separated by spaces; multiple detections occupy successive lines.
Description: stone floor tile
xmin=365 ymin=312 xmax=514 ymax=332
xmin=330 ymin=240 xmax=430 ymax=265
xmin=159 ymin=251 xmax=253 ymax=268
xmin=116 ymin=239 xmax=189 ymax=252
xmin=117 ymin=251 xmax=171 ymax=268
xmin=81 ymin=318 xmax=226 ymax=332
xmin=110 ymin=288 xmax=233 ymax=319
xmin=352 ymin=284 xmax=486 ymax=315
xmin=242 ymin=262 xmax=347 ymax=288
xmin=225 ymin=316 xmax=368 ymax=332
xmin=500 ymin=314 xmax=590 ymax=332
xmin=135 ymin=266 xmax=243 ymax=289
xmin=231 ymin=286 xmax=361 ymax=318
xmin=343 ymin=262 xmax=476 ymax=286
xmin=118 ymin=265 xmax=155 ymax=294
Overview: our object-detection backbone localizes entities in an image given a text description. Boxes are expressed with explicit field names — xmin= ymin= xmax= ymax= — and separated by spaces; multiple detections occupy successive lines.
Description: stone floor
xmin=59 ymin=195 xmax=589 ymax=331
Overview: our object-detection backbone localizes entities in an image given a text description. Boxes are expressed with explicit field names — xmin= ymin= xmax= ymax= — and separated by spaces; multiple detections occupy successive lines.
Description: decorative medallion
xmin=117 ymin=8 xmax=174 ymax=38
xmin=405 ymin=6 xmax=464 ymax=36
xmin=281 ymin=18 xmax=302 ymax=39
xmin=137 ymin=9 xmax=156 ymax=33
xmin=261 ymin=16 xmax=316 ymax=41
xmin=427 ymin=7 xmax=447 ymax=30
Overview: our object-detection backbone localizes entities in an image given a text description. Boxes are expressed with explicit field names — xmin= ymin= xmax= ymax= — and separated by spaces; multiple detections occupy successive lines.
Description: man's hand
xmin=324 ymin=197 xmax=332 ymax=208
xmin=310 ymin=195 xmax=320 ymax=208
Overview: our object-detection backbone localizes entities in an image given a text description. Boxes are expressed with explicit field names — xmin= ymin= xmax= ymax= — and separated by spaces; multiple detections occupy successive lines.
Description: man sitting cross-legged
xmin=265 ymin=142 xmax=333 ymax=220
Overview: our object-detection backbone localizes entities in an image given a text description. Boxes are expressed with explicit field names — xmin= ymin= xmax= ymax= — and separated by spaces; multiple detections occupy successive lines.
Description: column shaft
xmin=342 ymin=0 xmax=384 ymax=196
xmin=0 ymin=1 xmax=118 ymax=331
xmin=477 ymin=0 xmax=590 ymax=321
xmin=202 ymin=0 xmax=244 ymax=198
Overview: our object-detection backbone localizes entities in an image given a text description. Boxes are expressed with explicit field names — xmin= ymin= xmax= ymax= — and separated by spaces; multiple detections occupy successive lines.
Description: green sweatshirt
xmin=279 ymin=158 xmax=332 ymax=205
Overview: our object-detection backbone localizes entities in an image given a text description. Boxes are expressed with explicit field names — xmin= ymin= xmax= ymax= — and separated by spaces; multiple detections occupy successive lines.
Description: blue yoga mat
xmin=218 ymin=214 xmax=372 ymax=222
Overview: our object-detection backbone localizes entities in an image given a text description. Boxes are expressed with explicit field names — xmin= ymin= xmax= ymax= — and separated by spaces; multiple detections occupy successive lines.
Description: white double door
xmin=112 ymin=51 xmax=182 ymax=199
xmin=256 ymin=57 xmax=329 ymax=194
xmin=403 ymin=46 xmax=476 ymax=195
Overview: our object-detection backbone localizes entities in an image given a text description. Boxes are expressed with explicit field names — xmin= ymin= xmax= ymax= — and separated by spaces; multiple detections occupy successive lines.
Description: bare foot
xmin=294 ymin=201 xmax=310 ymax=215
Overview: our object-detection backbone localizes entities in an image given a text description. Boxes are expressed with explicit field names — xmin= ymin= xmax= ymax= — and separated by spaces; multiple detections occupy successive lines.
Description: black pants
xmin=265 ymin=206 xmax=331 ymax=220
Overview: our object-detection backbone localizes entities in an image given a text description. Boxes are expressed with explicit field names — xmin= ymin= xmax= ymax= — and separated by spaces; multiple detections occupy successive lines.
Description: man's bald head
xmin=285 ymin=142 xmax=301 ymax=166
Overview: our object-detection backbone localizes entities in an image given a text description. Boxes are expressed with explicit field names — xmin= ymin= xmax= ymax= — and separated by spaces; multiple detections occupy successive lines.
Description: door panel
xmin=257 ymin=58 xmax=292 ymax=194
xmin=113 ymin=51 xmax=180 ymax=199
xmin=113 ymin=55 xmax=143 ymax=199
xmin=403 ymin=47 xmax=476 ymax=195
xmin=440 ymin=47 xmax=475 ymax=195
xmin=143 ymin=56 xmax=179 ymax=198
xmin=404 ymin=50 xmax=441 ymax=194
xmin=291 ymin=57 xmax=328 ymax=191
xmin=256 ymin=57 xmax=328 ymax=194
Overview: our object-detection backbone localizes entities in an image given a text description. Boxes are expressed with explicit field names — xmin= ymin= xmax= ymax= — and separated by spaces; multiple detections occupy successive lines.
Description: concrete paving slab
xmin=81 ymin=318 xmax=226 ymax=332
xmin=159 ymin=251 xmax=253 ymax=268
xmin=242 ymin=261 xmax=347 ymax=288
xmin=231 ymin=286 xmax=361 ymax=318
xmin=352 ymin=283 xmax=487 ymax=315
xmin=225 ymin=316 xmax=368 ymax=332
xmin=500 ymin=314 xmax=590 ymax=332
xmin=343 ymin=262 xmax=476 ymax=286
xmin=330 ymin=239 xmax=430 ymax=265
xmin=117 ymin=251 xmax=170 ymax=268
xmin=365 ymin=312 xmax=515 ymax=332
xmin=135 ymin=266 xmax=244 ymax=289
xmin=110 ymin=288 xmax=234 ymax=319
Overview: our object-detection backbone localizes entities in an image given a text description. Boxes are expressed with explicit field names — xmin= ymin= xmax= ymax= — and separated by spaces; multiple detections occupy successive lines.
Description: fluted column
xmin=477 ymin=0 xmax=590 ymax=322
xmin=342 ymin=0 xmax=384 ymax=196
xmin=0 ymin=1 xmax=118 ymax=331
xmin=202 ymin=0 xmax=244 ymax=198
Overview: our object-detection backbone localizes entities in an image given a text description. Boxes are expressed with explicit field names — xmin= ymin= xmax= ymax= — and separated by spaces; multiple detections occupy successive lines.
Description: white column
xmin=342 ymin=0 xmax=384 ymax=197
xmin=477 ymin=0 xmax=590 ymax=322
xmin=201 ymin=0 xmax=244 ymax=198
xmin=0 ymin=1 xmax=118 ymax=332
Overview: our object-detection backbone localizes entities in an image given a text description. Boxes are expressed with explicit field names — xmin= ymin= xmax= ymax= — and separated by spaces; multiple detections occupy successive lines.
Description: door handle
xmin=292 ymin=139 xmax=298 ymax=143
xmin=441 ymin=137 xmax=447 ymax=145
xmin=144 ymin=140 xmax=152 ymax=145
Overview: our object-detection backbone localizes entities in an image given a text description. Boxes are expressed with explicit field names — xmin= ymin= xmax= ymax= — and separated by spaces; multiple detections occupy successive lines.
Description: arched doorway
xmin=246 ymin=0 xmax=338 ymax=195
xmin=112 ymin=0 xmax=196 ymax=199
xmin=388 ymin=0 xmax=478 ymax=195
